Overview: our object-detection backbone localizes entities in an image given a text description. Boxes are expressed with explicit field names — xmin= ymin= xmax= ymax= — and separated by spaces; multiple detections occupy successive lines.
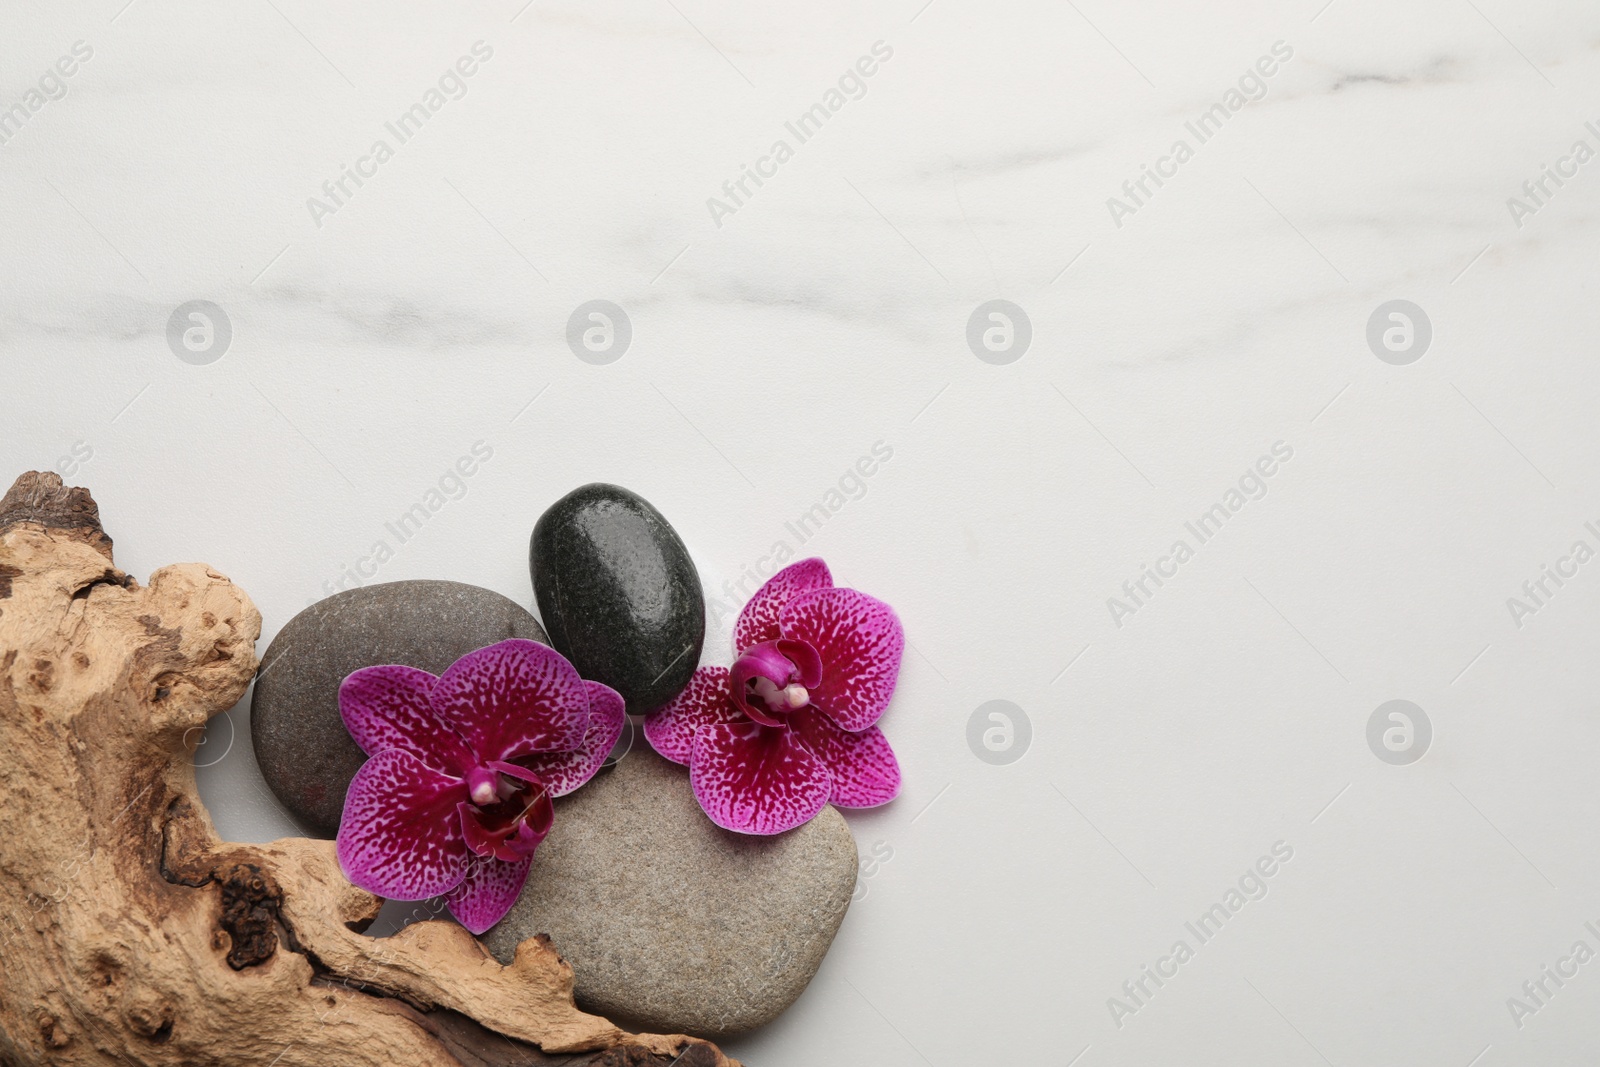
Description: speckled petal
xmin=733 ymin=558 xmax=833 ymax=653
xmin=690 ymin=721 xmax=831 ymax=835
xmin=513 ymin=680 xmax=626 ymax=796
xmin=339 ymin=664 xmax=474 ymax=775
xmin=778 ymin=587 xmax=904 ymax=732
xmin=788 ymin=708 xmax=902 ymax=807
xmin=336 ymin=749 xmax=469 ymax=901
xmin=446 ymin=855 xmax=534 ymax=935
xmin=430 ymin=639 xmax=590 ymax=760
xmin=642 ymin=666 xmax=740 ymax=765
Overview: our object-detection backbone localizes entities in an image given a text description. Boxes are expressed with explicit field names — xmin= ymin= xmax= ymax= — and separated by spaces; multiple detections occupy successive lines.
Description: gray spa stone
xmin=250 ymin=580 xmax=548 ymax=837
xmin=484 ymin=749 xmax=857 ymax=1038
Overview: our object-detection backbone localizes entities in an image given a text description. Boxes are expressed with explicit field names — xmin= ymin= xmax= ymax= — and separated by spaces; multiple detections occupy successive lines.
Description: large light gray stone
xmin=484 ymin=748 xmax=857 ymax=1038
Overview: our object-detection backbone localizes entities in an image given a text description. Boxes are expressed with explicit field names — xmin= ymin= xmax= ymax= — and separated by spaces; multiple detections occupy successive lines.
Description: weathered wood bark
xmin=0 ymin=472 xmax=736 ymax=1067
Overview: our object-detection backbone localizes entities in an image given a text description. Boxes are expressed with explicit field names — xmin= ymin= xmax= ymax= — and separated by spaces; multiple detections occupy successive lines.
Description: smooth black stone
xmin=531 ymin=484 xmax=704 ymax=715
xmin=250 ymin=580 xmax=549 ymax=838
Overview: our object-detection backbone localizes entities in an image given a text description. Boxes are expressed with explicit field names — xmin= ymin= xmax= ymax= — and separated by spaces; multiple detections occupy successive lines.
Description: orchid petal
xmin=778 ymin=587 xmax=904 ymax=732
xmin=336 ymin=749 xmax=469 ymax=901
xmin=733 ymin=558 xmax=833 ymax=653
xmin=446 ymin=855 xmax=534 ymax=935
xmin=512 ymin=680 xmax=626 ymax=797
xmin=430 ymin=639 xmax=590 ymax=761
xmin=789 ymin=708 xmax=902 ymax=807
xmin=690 ymin=721 xmax=831 ymax=835
xmin=339 ymin=664 xmax=473 ymax=775
xmin=642 ymin=667 xmax=739 ymax=765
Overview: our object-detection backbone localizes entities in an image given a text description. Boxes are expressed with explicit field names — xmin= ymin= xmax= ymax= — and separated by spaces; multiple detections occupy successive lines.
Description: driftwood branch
xmin=0 ymin=472 xmax=735 ymax=1067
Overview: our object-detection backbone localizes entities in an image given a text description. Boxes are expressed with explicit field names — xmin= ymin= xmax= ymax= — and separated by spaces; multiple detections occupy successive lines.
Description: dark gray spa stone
xmin=250 ymin=580 xmax=549 ymax=837
xmin=530 ymin=484 xmax=704 ymax=715
xmin=483 ymin=749 xmax=858 ymax=1038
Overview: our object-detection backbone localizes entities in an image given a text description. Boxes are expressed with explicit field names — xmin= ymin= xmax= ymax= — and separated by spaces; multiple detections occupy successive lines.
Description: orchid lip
xmin=730 ymin=639 xmax=820 ymax=726
xmin=459 ymin=768 xmax=554 ymax=863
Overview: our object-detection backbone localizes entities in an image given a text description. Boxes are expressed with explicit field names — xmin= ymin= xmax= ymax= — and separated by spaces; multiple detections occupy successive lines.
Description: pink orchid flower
xmin=643 ymin=558 xmax=903 ymax=835
xmin=334 ymin=638 xmax=623 ymax=934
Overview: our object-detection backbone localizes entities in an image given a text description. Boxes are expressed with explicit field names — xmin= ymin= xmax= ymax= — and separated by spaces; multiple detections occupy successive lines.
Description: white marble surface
xmin=6 ymin=0 xmax=1600 ymax=1061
